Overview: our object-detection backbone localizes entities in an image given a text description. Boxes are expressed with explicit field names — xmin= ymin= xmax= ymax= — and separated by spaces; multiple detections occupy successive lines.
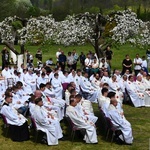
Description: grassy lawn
xmin=0 ymin=43 xmax=149 ymax=150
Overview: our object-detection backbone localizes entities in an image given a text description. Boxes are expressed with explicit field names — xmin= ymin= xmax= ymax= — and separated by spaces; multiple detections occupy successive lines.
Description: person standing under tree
xmin=105 ymin=46 xmax=113 ymax=69
xmin=121 ymin=54 xmax=133 ymax=75
xmin=133 ymin=54 xmax=142 ymax=76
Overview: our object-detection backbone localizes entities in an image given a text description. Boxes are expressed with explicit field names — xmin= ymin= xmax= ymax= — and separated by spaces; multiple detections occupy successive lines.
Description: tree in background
xmin=110 ymin=9 xmax=150 ymax=49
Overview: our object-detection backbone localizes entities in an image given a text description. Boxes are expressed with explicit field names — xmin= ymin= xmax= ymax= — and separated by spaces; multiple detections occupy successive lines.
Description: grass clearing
xmin=0 ymin=43 xmax=149 ymax=150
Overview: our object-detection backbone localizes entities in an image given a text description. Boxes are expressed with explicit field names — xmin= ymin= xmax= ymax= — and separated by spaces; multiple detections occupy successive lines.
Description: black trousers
xmin=9 ymin=121 xmax=30 ymax=142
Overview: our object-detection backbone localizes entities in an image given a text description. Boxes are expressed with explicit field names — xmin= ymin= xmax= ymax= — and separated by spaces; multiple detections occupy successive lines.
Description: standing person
xmin=56 ymin=48 xmax=61 ymax=63
xmin=105 ymin=46 xmax=113 ymax=69
xmin=84 ymin=54 xmax=92 ymax=77
xmin=133 ymin=54 xmax=142 ymax=76
xmin=141 ymin=56 xmax=148 ymax=74
xmin=1 ymin=47 xmax=9 ymax=70
xmin=146 ymin=49 xmax=150 ymax=68
xmin=121 ymin=54 xmax=133 ymax=75
xmin=66 ymin=52 xmax=74 ymax=71
xmin=72 ymin=49 xmax=79 ymax=71
xmin=58 ymin=51 xmax=66 ymax=72
xmin=79 ymin=52 xmax=86 ymax=70
xmin=36 ymin=49 xmax=42 ymax=61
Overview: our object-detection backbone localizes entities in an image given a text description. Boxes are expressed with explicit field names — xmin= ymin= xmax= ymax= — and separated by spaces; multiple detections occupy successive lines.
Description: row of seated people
xmin=0 ymin=77 xmax=133 ymax=145
xmin=1 ymin=64 xmax=150 ymax=107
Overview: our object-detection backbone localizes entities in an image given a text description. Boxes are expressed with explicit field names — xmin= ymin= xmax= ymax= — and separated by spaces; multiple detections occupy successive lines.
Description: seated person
xmin=32 ymin=97 xmax=63 ymax=146
xmin=0 ymin=95 xmax=29 ymax=142
xmin=66 ymin=95 xmax=98 ymax=144
xmin=107 ymin=92 xmax=133 ymax=145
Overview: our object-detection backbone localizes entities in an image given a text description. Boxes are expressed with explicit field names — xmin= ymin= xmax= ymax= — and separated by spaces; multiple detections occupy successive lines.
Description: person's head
xmin=142 ymin=55 xmax=146 ymax=60
xmin=125 ymin=54 xmax=130 ymax=59
xmin=107 ymin=46 xmax=110 ymax=51
xmin=83 ymin=72 xmax=89 ymax=78
xmin=112 ymin=75 xmax=117 ymax=82
xmin=75 ymin=94 xmax=82 ymax=103
xmin=101 ymin=58 xmax=105 ymax=63
xmin=54 ymin=73 xmax=59 ymax=79
xmin=39 ymin=83 xmax=46 ymax=91
xmin=34 ymin=90 xmax=42 ymax=98
xmin=136 ymin=75 xmax=142 ymax=82
xmin=107 ymin=92 xmax=116 ymax=100
xmin=12 ymin=85 xmax=19 ymax=93
xmin=5 ymin=95 xmax=13 ymax=104
xmin=103 ymin=71 xmax=108 ymax=77
xmin=102 ymin=83 xmax=109 ymax=89
xmin=41 ymin=72 xmax=45 ymax=78
xmin=76 ymin=69 xmax=82 ymax=76
xmin=128 ymin=75 xmax=134 ymax=82
xmin=101 ymin=88 xmax=108 ymax=96
xmin=70 ymin=89 xmax=76 ymax=96
xmin=69 ymin=95 xmax=77 ymax=107
xmin=16 ymin=81 xmax=23 ymax=89
xmin=136 ymin=53 xmax=139 ymax=58
xmin=122 ymin=75 xmax=127 ymax=81
xmin=70 ymin=82 xmax=76 ymax=89
xmin=110 ymin=99 xmax=118 ymax=107
xmin=28 ymin=69 xmax=33 ymax=75
xmin=63 ymin=71 xmax=68 ymax=77
xmin=94 ymin=73 xmax=100 ymax=80
xmin=68 ymin=52 xmax=71 ymax=56
xmin=34 ymin=97 xmax=43 ymax=107
xmin=4 ymin=65 xmax=8 ymax=70
xmin=67 ymin=84 xmax=74 ymax=92
xmin=125 ymin=69 xmax=130 ymax=75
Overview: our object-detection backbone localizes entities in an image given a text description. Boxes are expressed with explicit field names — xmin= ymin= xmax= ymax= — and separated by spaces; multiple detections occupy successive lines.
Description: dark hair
xmin=75 ymin=94 xmax=82 ymax=99
xmin=101 ymin=88 xmax=108 ymax=95
xmin=35 ymin=97 xmax=42 ymax=104
xmin=69 ymin=95 xmax=75 ymax=105
xmin=39 ymin=83 xmax=46 ymax=89
xmin=107 ymin=92 xmax=116 ymax=99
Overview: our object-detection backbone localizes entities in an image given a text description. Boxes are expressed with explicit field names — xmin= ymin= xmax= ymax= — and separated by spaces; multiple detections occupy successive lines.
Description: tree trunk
xmin=3 ymin=41 xmax=19 ymax=55
xmin=20 ymin=44 xmax=25 ymax=54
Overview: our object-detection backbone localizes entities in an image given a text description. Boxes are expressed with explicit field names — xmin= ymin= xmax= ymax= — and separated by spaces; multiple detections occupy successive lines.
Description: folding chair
xmin=0 ymin=114 xmax=10 ymax=138
xmin=105 ymin=117 xmax=125 ymax=144
xmin=29 ymin=116 xmax=45 ymax=143
xmin=65 ymin=116 xmax=85 ymax=143
xmin=6 ymin=78 xmax=15 ymax=88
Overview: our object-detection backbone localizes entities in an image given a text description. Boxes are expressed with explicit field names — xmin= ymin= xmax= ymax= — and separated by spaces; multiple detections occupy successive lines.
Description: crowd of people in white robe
xmin=0 ymin=51 xmax=150 ymax=145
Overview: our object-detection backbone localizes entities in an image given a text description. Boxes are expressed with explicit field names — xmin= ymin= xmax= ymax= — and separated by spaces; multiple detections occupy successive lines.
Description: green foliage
xmin=12 ymin=21 xmax=23 ymax=30
xmin=0 ymin=0 xmax=16 ymax=21
xmin=88 ymin=6 xmax=100 ymax=14
xmin=27 ymin=6 xmax=41 ymax=17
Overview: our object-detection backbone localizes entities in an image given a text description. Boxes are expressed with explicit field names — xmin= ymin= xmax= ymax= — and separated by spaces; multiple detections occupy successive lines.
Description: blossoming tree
xmin=0 ymin=9 xmax=149 ymax=61
xmin=110 ymin=9 xmax=150 ymax=48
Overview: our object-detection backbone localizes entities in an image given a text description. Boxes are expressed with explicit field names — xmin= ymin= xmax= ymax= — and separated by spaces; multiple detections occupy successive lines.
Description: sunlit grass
xmin=0 ymin=43 xmax=149 ymax=150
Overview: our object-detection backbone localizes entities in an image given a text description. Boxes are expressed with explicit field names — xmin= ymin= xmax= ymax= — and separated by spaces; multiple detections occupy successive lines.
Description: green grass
xmin=0 ymin=43 xmax=149 ymax=150
xmin=0 ymin=43 xmax=146 ymax=71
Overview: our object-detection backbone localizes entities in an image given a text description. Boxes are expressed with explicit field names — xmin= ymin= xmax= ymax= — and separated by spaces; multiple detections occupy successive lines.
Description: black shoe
xmin=59 ymin=137 xmax=66 ymax=141
xmin=41 ymin=138 xmax=47 ymax=144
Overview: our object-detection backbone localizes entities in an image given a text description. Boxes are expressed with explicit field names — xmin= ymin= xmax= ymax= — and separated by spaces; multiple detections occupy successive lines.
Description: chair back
xmin=65 ymin=116 xmax=77 ymax=131
xmin=62 ymin=83 xmax=69 ymax=91
xmin=30 ymin=116 xmax=37 ymax=129
xmin=1 ymin=114 xmax=8 ymax=125
xmin=7 ymin=78 xmax=15 ymax=88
